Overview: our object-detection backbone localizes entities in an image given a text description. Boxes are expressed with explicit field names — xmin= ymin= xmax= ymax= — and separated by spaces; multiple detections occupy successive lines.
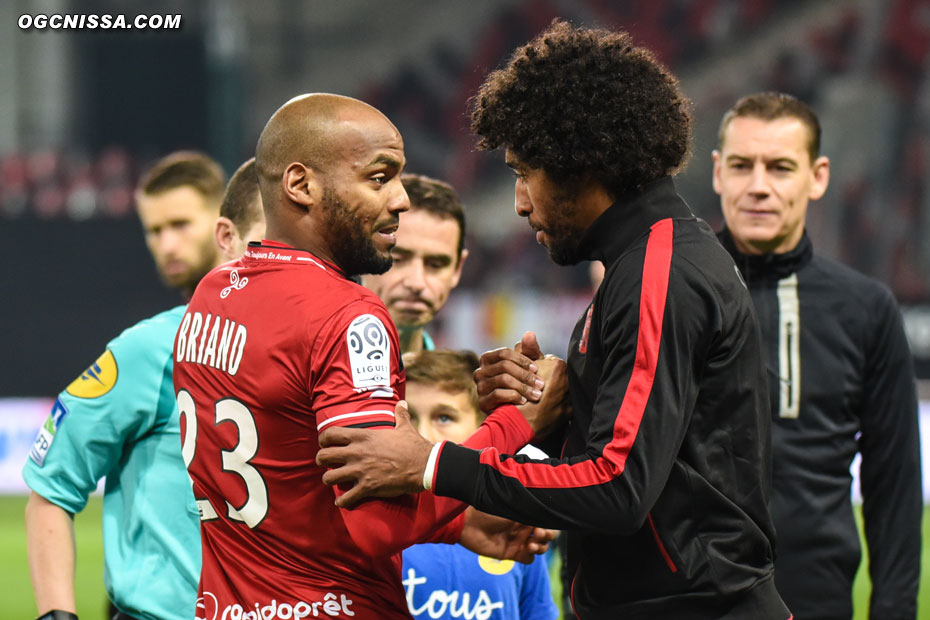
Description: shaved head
xmin=252 ymin=92 xmax=410 ymax=275
xmin=256 ymin=94 xmax=392 ymax=208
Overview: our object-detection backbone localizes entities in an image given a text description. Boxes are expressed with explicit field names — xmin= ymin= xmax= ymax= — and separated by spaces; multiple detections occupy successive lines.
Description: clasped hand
xmin=475 ymin=331 xmax=571 ymax=438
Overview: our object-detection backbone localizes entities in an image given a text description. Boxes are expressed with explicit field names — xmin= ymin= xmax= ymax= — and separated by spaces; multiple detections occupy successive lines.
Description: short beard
xmin=322 ymin=186 xmax=393 ymax=277
xmin=164 ymin=234 xmax=220 ymax=297
xmin=540 ymin=183 xmax=587 ymax=265
xmin=545 ymin=226 xmax=586 ymax=265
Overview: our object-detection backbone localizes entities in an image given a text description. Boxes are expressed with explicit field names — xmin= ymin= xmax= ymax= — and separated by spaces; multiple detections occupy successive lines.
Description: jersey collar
xmin=244 ymin=240 xmax=345 ymax=276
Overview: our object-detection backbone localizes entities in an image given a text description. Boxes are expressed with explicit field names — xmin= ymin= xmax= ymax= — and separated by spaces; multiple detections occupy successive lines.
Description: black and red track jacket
xmin=430 ymin=178 xmax=791 ymax=619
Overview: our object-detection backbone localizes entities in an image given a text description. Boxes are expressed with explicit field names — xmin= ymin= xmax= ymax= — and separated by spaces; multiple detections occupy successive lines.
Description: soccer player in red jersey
xmin=173 ymin=93 xmax=564 ymax=620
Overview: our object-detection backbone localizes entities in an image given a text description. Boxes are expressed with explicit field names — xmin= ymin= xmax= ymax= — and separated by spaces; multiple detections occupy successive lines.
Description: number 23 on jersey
xmin=177 ymin=389 xmax=269 ymax=528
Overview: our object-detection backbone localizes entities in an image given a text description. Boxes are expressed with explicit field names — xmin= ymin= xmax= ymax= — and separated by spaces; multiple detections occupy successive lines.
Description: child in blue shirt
xmin=402 ymin=349 xmax=559 ymax=620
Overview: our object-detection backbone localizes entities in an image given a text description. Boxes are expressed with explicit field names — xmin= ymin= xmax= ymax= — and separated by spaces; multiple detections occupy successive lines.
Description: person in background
xmin=713 ymin=91 xmax=922 ymax=620
xmin=23 ymin=151 xmax=227 ymax=620
xmin=362 ymin=173 xmax=468 ymax=354
xmin=214 ymin=157 xmax=266 ymax=260
xmin=402 ymin=348 xmax=559 ymax=620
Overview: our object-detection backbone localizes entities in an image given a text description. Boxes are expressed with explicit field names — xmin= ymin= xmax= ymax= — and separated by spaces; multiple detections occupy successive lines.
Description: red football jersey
xmin=174 ymin=242 xmax=463 ymax=620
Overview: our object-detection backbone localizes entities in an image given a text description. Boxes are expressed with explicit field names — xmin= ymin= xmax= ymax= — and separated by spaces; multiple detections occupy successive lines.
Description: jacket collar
xmin=718 ymin=227 xmax=813 ymax=281
xmin=580 ymin=177 xmax=693 ymax=266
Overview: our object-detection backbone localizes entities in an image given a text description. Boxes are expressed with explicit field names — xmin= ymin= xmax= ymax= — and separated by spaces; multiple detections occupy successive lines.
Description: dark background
xmin=0 ymin=219 xmax=182 ymax=395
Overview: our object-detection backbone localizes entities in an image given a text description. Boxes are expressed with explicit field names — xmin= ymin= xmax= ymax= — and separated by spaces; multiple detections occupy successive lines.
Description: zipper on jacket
xmin=776 ymin=274 xmax=801 ymax=418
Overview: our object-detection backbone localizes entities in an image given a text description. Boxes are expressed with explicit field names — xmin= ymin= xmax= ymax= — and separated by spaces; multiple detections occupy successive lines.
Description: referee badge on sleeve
xmin=65 ymin=350 xmax=118 ymax=398
xmin=29 ymin=398 xmax=69 ymax=466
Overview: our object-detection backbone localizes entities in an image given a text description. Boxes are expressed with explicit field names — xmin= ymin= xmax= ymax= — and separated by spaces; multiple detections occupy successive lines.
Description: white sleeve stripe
xmin=423 ymin=441 xmax=443 ymax=491
xmin=317 ymin=409 xmax=395 ymax=430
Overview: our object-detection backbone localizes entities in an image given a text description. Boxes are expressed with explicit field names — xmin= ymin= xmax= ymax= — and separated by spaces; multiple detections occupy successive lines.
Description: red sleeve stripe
xmin=317 ymin=409 xmax=395 ymax=430
xmin=477 ymin=218 xmax=675 ymax=489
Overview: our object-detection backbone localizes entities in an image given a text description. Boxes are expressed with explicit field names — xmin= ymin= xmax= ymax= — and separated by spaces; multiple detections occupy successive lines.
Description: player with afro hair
xmin=472 ymin=19 xmax=692 ymax=200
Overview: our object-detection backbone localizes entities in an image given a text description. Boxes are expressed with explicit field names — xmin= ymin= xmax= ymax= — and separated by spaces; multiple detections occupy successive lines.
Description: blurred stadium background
xmin=1 ymin=0 xmax=929 ymax=617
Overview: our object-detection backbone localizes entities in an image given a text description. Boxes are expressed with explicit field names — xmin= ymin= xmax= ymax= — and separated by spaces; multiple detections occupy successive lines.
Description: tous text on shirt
xmin=176 ymin=311 xmax=247 ymax=376
xmin=403 ymin=568 xmax=504 ymax=620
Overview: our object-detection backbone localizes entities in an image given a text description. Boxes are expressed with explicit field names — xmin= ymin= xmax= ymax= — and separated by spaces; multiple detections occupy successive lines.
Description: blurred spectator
xmin=0 ymin=146 xmax=137 ymax=220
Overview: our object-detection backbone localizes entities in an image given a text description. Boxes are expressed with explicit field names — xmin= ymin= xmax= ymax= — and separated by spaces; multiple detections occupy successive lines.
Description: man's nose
xmin=389 ymin=184 xmax=411 ymax=215
xmin=748 ymin=164 xmax=770 ymax=196
xmin=154 ymin=229 xmax=181 ymax=258
xmin=514 ymin=178 xmax=532 ymax=218
xmin=401 ymin=260 xmax=426 ymax=291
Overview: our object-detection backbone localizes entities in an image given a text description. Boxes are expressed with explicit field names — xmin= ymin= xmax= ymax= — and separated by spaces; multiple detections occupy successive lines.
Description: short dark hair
xmin=402 ymin=349 xmax=483 ymax=419
xmin=138 ymin=150 xmax=226 ymax=207
xmin=471 ymin=19 xmax=692 ymax=199
xmin=718 ymin=92 xmax=822 ymax=163
xmin=402 ymin=173 xmax=466 ymax=259
xmin=221 ymin=158 xmax=262 ymax=232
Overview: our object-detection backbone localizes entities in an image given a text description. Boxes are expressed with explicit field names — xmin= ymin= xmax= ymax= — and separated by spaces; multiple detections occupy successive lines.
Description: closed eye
xmin=425 ymin=256 xmax=452 ymax=270
xmin=391 ymin=249 xmax=412 ymax=263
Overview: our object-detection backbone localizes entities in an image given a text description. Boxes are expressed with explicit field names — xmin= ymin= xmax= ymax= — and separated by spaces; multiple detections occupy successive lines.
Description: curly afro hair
xmin=471 ymin=19 xmax=692 ymax=199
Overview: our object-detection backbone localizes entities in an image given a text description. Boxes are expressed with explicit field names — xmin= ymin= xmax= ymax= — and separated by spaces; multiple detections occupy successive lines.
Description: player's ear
xmin=282 ymin=162 xmax=322 ymax=210
xmin=215 ymin=217 xmax=237 ymax=259
xmin=809 ymin=155 xmax=830 ymax=201
xmin=451 ymin=248 xmax=469 ymax=288
xmin=711 ymin=150 xmax=723 ymax=196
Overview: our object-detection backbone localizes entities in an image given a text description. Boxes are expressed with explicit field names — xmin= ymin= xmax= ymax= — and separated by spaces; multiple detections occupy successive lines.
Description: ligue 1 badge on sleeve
xmin=347 ymin=314 xmax=391 ymax=389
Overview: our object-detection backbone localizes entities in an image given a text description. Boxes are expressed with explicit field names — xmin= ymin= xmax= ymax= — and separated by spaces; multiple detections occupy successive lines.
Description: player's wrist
xmin=36 ymin=611 xmax=79 ymax=620
xmin=422 ymin=441 xmax=443 ymax=491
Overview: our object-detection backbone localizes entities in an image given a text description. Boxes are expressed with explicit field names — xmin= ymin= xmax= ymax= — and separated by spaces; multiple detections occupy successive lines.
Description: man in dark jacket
xmin=316 ymin=21 xmax=790 ymax=620
xmin=713 ymin=91 xmax=922 ymax=620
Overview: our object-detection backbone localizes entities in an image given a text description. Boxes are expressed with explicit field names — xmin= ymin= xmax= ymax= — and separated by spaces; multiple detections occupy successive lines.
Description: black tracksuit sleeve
xmin=859 ymin=288 xmax=922 ymax=619
xmin=431 ymin=221 xmax=704 ymax=533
